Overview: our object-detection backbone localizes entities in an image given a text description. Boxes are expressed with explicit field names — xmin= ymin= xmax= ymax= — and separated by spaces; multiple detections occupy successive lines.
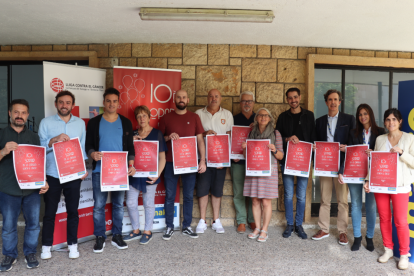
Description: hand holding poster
xmin=343 ymin=145 xmax=369 ymax=183
xmin=133 ymin=140 xmax=159 ymax=177
xmin=246 ymin=139 xmax=271 ymax=176
xmin=206 ymin=134 xmax=230 ymax=167
xmin=101 ymin=151 xmax=129 ymax=191
xmin=172 ymin=137 xmax=198 ymax=175
xmin=284 ymin=141 xmax=313 ymax=177
xmin=53 ymin=138 xmax=86 ymax=184
xmin=314 ymin=141 xmax=340 ymax=177
xmin=369 ymin=151 xmax=398 ymax=194
xmin=13 ymin=145 xmax=46 ymax=189
xmin=230 ymin=126 xmax=251 ymax=159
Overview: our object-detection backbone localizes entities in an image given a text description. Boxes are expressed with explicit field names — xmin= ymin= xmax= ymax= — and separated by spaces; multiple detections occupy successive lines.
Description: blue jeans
xmin=281 ymin=167 xmax=308 ymax=226
xmin=348 ymin=184 xmax=377 ymax=238
xmin=92 ymin=173 xmax=125 ymax=238
xmin=164 ymin=162 xmax=196 ymax=229
xmin=0 ymin=191 xmax=40 ymax=258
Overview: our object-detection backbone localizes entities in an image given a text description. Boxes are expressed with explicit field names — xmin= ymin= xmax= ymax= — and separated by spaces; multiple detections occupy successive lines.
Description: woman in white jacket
xmin=364 ymin=108 xmax=413 ymax=270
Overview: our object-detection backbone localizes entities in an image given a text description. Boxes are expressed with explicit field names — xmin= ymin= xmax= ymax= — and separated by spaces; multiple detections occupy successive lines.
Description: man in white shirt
xmin=195 ymin=89 xmax=233 ymax=234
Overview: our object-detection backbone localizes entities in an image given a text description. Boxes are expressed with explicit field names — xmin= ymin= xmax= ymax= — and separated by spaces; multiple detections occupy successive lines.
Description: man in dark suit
xmin=312 ymin=89 xmax=356 ymax=245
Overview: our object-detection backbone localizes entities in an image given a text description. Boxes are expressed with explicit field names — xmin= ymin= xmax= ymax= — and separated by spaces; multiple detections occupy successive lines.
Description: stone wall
xmin=1 ymin=43 xmax=413 ymax=227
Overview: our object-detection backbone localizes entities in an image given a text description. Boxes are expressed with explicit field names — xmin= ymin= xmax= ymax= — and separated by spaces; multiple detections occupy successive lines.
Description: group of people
xmin=0 ymin=86 xmax=412 ymax=271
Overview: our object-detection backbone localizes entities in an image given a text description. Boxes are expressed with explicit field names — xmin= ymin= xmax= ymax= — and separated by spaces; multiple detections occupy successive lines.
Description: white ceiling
xmin=1 ymin=0 xmax=413 ymax=52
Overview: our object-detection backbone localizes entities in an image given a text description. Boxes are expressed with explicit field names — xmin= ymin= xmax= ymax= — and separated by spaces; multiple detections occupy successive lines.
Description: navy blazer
xmin=315 ymin=112 xmax=356 ymax=172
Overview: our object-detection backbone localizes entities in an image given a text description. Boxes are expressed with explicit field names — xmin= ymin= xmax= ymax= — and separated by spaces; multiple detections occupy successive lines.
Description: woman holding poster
xmin=338 ymin=104 xmax=385 ymax=252
xmin=242 ymin=108 xmax=283 ymax=242
xmin=364 ymin=108 xmax=414 ymax=270
xmin=124 ymin=106 xmax=166 ymax=245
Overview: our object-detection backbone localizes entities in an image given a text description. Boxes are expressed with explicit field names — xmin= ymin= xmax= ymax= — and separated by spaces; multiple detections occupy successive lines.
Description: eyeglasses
xmin=241 ymin=100 xmax=254 ymax=104
xmin=257 ymin=114 xmax=270 ymax=118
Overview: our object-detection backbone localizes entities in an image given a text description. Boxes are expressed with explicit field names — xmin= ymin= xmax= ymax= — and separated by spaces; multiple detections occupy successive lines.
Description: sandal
xmin=248 ymin=228 xmax=261 ymax=239
xmin=257 ymin=230 xmax=268 ymax=242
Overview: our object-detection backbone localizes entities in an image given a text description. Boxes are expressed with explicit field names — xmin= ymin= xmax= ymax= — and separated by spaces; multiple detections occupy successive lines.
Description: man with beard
xmin=276 ymin=87 xmax=315 ymax=239
xmin=194 ymin=89 xmax=233 ymax=234
xmin=231 ymin=91 xmax=256 ymax=234
xmin=0 ymin=99 xmax=49 ymax=271
xmin=158 ymin=89 xmax=206 ymax=240
xmin=38 ymin=90 xmax=88 ymax=259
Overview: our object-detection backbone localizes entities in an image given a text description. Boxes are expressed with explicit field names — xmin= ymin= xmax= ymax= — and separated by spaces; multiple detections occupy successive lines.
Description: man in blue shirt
xmin=86 ymin=88 xmax=136 ymax=253
xmin=38 ymin=91 xmax=88 ymax=260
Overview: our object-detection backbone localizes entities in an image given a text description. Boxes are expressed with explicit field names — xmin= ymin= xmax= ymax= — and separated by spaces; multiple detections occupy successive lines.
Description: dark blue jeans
xmin=281 ymin=167 xmax=309 ymax=226
xmin=164 ymin=162 xmax=196 ymax=229
xmin=92 ymin=173 xmax=125 ymax=238
xmin=0 ymin=191 xmax=40 ymax=258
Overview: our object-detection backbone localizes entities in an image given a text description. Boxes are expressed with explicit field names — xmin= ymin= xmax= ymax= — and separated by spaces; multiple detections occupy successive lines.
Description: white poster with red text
xmin=113 ymin=67 xmax=181 ymax=232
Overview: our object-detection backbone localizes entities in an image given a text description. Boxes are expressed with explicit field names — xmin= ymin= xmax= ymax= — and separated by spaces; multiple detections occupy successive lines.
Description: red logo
xmin=50 ymin=78 xmax=64 ymax=93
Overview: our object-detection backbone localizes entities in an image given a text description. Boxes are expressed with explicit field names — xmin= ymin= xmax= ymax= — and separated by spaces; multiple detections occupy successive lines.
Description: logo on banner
xmin=325 ymin=147 xmax=330 ymax=151
xmin=183 ymin=144 xmax=187 ymax=148
xmin=143 ymin=147 xmax=148 ymax=151
xmin=50 ymin=78 xmax=64 ymax=93
xmin=112 ymin=159 xmax=117 ymax=163
xmin=26 ymin=153 xmax=32 ymax=157
xmin=66 ymin=148 xmax=71 ymax=152
xmin=381 ymin=159 xmax=386 ymax=163
xmin=297 ymin=147 xmax=302 ymax=151
xmin=353 ymin=152 xmax=358 ymax=156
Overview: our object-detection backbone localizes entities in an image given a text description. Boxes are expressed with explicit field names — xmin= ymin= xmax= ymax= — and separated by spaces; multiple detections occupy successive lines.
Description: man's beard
xmin=175 ymin=102 xmax=187 ymax=110
xmin=10 ymin=117 xmax=25 ymax=127
xmin=242 ymin=106 xmax=251 ymax=113
xmin=58 ymin=108 xmax=72 ymax=117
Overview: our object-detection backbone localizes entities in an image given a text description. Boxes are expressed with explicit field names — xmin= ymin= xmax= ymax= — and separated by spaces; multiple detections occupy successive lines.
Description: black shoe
xmin=182 ymin=227 xmax=199 ymax=239
xmin=366 ymin=236 xmax=375 ymax=252
xmin=25 ymin=253 xmax=39 ymax=269
xmin=282 ymin=225 xmax=294 ymax=238
xmin=351 ymin=236 xmax=362 ymax=251
xmin=295 ymin=225 xmax=308 ymax=239
xmin=111 ymin=234 xmax=128 ymax=250
xmin=93 ymin=236 xmax=106 ymax=253
xmin=0 ymin=256 xmax=16 ymax=272
xmin=163 ymin=228 xmax=174 ymax=241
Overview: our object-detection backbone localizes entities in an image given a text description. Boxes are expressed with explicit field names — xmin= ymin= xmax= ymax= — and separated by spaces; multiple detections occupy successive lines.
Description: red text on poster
xmin=13 ymin=145 xmax=46 ymax=189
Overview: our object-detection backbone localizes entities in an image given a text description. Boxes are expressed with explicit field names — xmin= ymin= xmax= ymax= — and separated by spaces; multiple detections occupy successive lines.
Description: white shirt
xmin=363 ymin=127 xmax=371 ymax=146
xmin=195 ymin=106 xmax=234 ymax=134
xmin=327 ymin=112 xmax=339 ymax=142
xmin=385 ymin=140 xmax=411 ymax=194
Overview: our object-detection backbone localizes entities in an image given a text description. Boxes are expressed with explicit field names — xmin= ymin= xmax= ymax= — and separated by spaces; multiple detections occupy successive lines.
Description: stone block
xmin=99 ymin=58 xmax=119 ymax=68
xmin=230 ymin=44 xmax=256 ymax=57
xmin=272 ymin=46 xmax=297 ymax=59
xmin=278 ymin=185 xmax=296 ymax=212
xmin=284 ymin=84 xmax=306 ymax=104
xmin=332 ymin=49 xmax=350 ymax=56
xmin=233 ymin=103 xmax=264 ymax=116
xmin=168 ymin=58 xmax=182 ymax=65
xmin=389 ymin=52 xmax=397 ymax=58
xmin=187 ymin=106 xmax=199 ymax=113
xmin=298 ymin=47 xmax=316 ymax=59
xmin=89 ymin=44 xmax=109 ymax=57
xmin=375 ymin=51 xmax=388 ymax=58
xmin=196 ymin=66 xmax=241 ymax=96
xmin=32 ymin=45 xmax=52 ymax=51
xmin=67 ymin=45 xmax=87 ymax=51
xmin=152 ymin=43 xmax=182 ymax=57
xmin=138 ymin=58 xmax=168 ymax=69
xmin=208 ymin=44 xmax=229 ymax=65
xmin=220 ymin=196 xmax=236 ymax=218
xmin=1 ymin=46 xmax=11 ymax=51
xmin=119 ymin=58 xmax=136 ymax=67
xmin=277 ymin=60 xmax=305 ymax=83
xmin=106 ymin=69 xmax=113 ymax=88
xmin=398 ymin=52 xmax=411 ymax=59
xmin=12 ymin=45 xmax=31 ymax=51
xmin=196 ymin=97 xmax=208 ymax=106
xmin=317 ymin=48 xmax=332 ymax=55
xmin=168 ymin=65 xmax=195 ymax=79
xmin=256 ymin=83 xmax=284 ymax=103
xmin=350 ymin=50 xmax=375 ymax=57
xmin=272 ymin=198 xmax=277 ymax=211
xmin=221 ymin=97 xmax=233 ymax=113
xmin=131 ymin=43 xmax=151 ymax=57
xmin=264 ymin=104 xmax=290 ymax=123
xmin=230 ymin=58 xmax=241 ymax=65
xmin=223 ymin=180 xmax=233 ymax=196
xmin=181 ymin=80 xmax=195 ymax=106
xmin=269 ymin=211 xmax=286 ymax=226
xmin=257 ymin=45 xmax=271 ymax=58
xmin=183 ymin=44 xmax=207 ymax=65
xmin=242 ymin=59 xmax=276 ymax=82
xmin=53 ymin=45 xmax=66 ymax=51
xmin=109 ymin=43 xmax=131 ymax=57
xmin=240 ymin=82 xmax=256 ymax=100
xmin=192 ymin=196 xmax=201 ymax=218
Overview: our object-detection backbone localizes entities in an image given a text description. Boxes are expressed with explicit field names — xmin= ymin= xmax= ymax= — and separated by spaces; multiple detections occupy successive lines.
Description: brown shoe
xmin=249 ymin=223 xmax=256 ymax=230
xmin=237 ymin=224 xmax=246 ymax=234
xmin=312 ymin=230 xmax=330 ymax=240
xmin=339 ymin=233 xmax=348 ymax=245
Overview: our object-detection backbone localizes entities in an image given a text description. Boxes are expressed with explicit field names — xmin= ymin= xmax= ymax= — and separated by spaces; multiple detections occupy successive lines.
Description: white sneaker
xmin=212 ymin=219 xmax=225 ymax=234
xmin=196 ymin=219 xmax=207 ymax=234
xmin=41 ymin=246 xmax=52 ymax=260
xmin=378 ymin=247 xmax=394 ymax=263
xmin=68 ymin=244 xmax=80 ymax=259
xmin=398 ymin=253 xmax=411 ymax=270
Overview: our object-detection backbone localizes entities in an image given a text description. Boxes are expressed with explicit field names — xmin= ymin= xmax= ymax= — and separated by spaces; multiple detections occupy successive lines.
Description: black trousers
xmin=42 ymin=176 xmax=82 ymax=246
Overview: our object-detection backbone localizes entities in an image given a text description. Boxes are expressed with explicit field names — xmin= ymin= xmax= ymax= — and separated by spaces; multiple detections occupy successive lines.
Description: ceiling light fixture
xmin=139 ymin=8 xmax=274 ymax=23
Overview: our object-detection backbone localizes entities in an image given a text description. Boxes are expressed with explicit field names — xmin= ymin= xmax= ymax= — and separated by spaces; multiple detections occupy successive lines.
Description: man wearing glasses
xmin=231 ymin=91 xmax=256 ymax=234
